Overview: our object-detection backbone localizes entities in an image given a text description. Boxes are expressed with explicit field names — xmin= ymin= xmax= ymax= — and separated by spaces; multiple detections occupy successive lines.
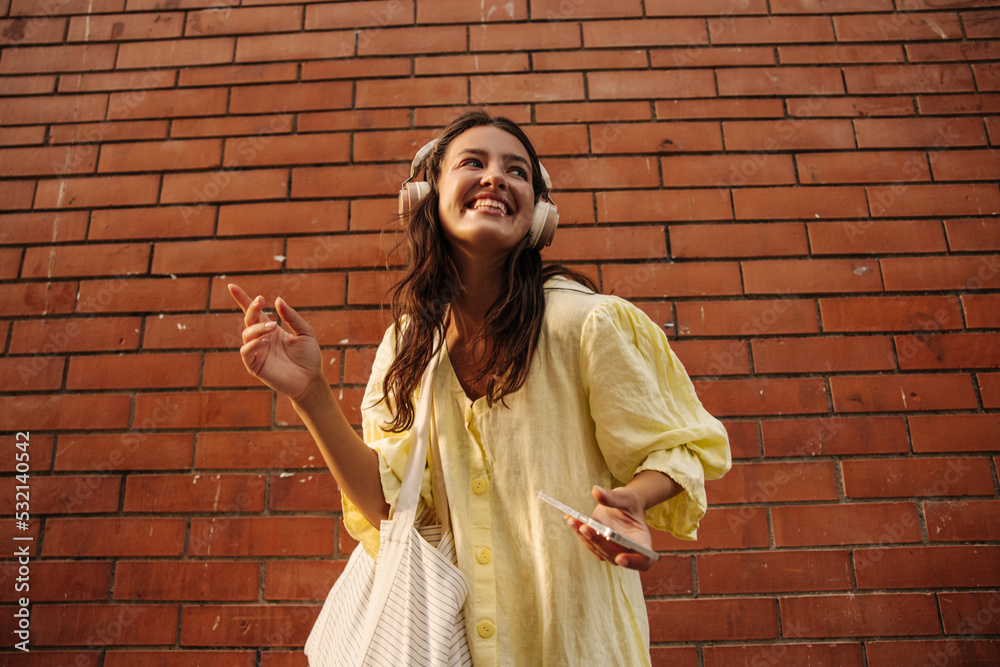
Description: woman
xmin=230 ymin=110 xmax=730 ymax=665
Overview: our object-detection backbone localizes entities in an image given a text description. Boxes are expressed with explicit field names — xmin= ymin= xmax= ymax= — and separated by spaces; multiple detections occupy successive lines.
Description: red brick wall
xmin=2 ymin=0 xmax=999 ymax=664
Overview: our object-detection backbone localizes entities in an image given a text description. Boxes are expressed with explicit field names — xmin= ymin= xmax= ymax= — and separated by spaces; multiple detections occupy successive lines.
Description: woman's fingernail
xmin=264 ymin=321 xmax=277 ymax=330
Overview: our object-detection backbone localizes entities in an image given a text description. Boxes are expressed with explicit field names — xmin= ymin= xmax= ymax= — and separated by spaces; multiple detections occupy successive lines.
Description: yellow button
xmin=471 ymin=477 xmax=488 ymax=495
xmin=476 ymin=619 xmax=496 ymax=639
xmin=476 ymin=547 xmax=492 ymax=565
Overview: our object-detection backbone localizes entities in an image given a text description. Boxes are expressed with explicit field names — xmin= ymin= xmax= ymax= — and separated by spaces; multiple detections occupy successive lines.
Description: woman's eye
xmin=461 ymin=158 xmax=482 ymax=168
xmin=510 ymin=167 xmax=528 ymax=179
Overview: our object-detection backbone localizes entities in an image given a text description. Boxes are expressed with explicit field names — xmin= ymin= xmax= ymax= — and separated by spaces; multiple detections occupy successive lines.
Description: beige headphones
xmin=398 ymin=138 xmax=559 ymax=249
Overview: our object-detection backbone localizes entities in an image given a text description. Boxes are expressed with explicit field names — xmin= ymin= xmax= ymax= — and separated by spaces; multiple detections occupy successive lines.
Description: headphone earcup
xmin=527 ymin=200 xmax=558 ymax=249
xmin=398 ymin=181 xmax=431 ymax=217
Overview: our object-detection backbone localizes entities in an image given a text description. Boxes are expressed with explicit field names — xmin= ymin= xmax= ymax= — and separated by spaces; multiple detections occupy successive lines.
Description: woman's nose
xmin=481 ymin=165 xmax=507 ymax=189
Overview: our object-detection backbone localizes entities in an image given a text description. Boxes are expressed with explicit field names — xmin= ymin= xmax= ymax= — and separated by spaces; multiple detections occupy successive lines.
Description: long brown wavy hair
xmin=379 ymin=110 xmax=596 ymax=432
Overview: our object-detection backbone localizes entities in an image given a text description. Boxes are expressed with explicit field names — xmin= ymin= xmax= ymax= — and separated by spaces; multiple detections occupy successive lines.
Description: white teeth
xmin=472 ymin=199 xmax=508 ymax=214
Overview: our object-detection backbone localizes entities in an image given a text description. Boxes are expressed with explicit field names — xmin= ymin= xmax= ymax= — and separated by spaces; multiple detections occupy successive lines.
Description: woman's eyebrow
xmin=459 ymin=147 xmax=530 ymax=168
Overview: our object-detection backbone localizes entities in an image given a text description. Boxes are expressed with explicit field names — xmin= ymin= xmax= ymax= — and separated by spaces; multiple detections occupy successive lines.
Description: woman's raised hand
xmin=228 ymin=283 xmax=325 ymax=403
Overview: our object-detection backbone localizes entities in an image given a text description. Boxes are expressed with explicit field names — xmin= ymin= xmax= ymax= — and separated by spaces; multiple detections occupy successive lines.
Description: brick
xmin=844 ymin=457 xmax=995 ymax=499
xmin=172 ymin=112 xmax=294 ymax=138
xmin=670 ymin=222 xmax=806 ymax=258
xmin=582 ymin=18 xmax=706 ymax=48
xmin=270 ymin=471 xmax=340 ymax=512
xmin=265 ymin=560 xmax=346 ymax=601
xmin=0 ymin=43 xmax=116 ymax=73
xmin=938 ymin=590 xmax=1000 ymax=634
xmin=235 ymin=30 xmax=354 ymax=62
xmin=981 ymin=372 xmax=1000 ymax=409
xmin=223 ymin=132 xmax=348 ymax=168
xmin=32 ymin=604 xmax=179 ymax=646
xmin=163 ymin=168 xmax=289 ymax=204
xmin=695 ymin=377 xmax=828 ymax=417
xmin=78 ymin=276 xmax=209 ymax=313
xmin=925 ymin=500 xmax=1000 ymax=542
xmin=43 ymin=518 xmax=186 ymax=557
xmin=913 ymin=415 xmax=1000 ymax=453
xmin=105 ymin=651 xmax=258 ymax=667
xmin=67 ymin=352 xmax=201 ymax=390
xmin=0 ymin=74 xmax=58 ymax=95
xmin=724 ymin=119 xmax=855 ymax=151
xmin=417 ymin=52 xmax=529 ymax=76
xmin=142 ymin=312 xmax=248 ymax=350
xmin=21 ymin=243 xmax=149 ymax=279
xmin=867 ymin=640 xmax=1000 ymax=667
xmin=307 ymin=0 xmax=414 ymax=29
xmin=293 ymin=310 xmax=391 ymax=347
xmin=1 ymin=15 xmax=67 ymax=45
xmin=974 ymin=62 xmax=1000 ymax=91
xmin=194 ymin=431 xmax=321 ymax=470
xmin=743 ymin=259 xmax=882 ymax=295
xmin=536 ymin=101 xmax=652 ymax=123
xmin=283 ymin=234 xmax=394 ymax=270
xmin=652 ymin=46 xmax=775 ymax=69
xmin=854 ymin=117 xmax=987 ymax=148
xmin=10 ymin=317 xmax=141 ymax=354
xmin=753 ymin=336 xmax=894 ymax=374
xmin=597 ymin=190 xmax=733 ymax=223
xmin=531 ymin=0 xmax=640 ymax=19
xmin=710 ymin=16 xmax=835 ymax=44
xmin=302 ymin=56 xmax=412 ymax=83
xmin=881 ymin=254 xmax=1000 ymax=292
xmin=114 ymin=561 xmax=259 ymax=602
xmin=946 ymin=219 xmax=1000 ymax=252
xmin=963 ymin=8 xmax=1000 ymax=39
xmin=0 ymin=354 xmax=65 ymax=391
xmin=797 ymin=151 xmax=930 ymax=184
xmin=203 ymin=350 xmax=265 ymax=388
xmin=188 ymin=517 xmax=335 ymax=556
xmin=108 ymin=87 xmax=228 ymax=120
xmin=49 ymin=119 xmax=168 ymax=144
xmin=359 ymin=24 xmax=466 ymax=57
xmin=54 ymin=433 xmax=194 ymax=471
xmin=91 ymin=205 xmax=216 ymax=240
xmin=762 ymin=416 xmax=909 ymax=457
xmin=588 ymin=69 xmax=716 ymax=100
xmin=780 ymin=593 xmax=940 ymax=638
xmin=9 ymin=474 xmax=120 ymax=513
xmin=471 ymin=22 xmax=579 ymax=51
xmin=179 ymin=62 xmax=298 ymax=87
xmin=58 ymin=70 xmax=179 ymax=94
xmin=734 ymin=186 xmax=869 ymax=220
xmin=98 ymin=139 xmax=222 ymax=172
xmin=592 ymin=121 xmax=723 ymax=154
xmin=845 ymin=64 xmax=975 ymax=94
xmin=0 ymin=143 xmax=96 ymax=176
xmin=602 ymin=262 xmax=743 ymax=298
xmin=356 ymin=75 xmax=468 ymax=108
xmin=709 ymin=461 xmax=838 ymax=504
xmin=180 ymin=605 xmax=315 ymax=647
xmin=771 ymin=0 xmax=892 ymax=11
xmin=533 ymin=49 xmax=646 ymax=72
xmin=0 ymin=124 xmax=47 ymax=145
xmin=117 ymin=37 xmax=233 ymax=68
xmin=718 ymin=67 xmax=844 ymax=96
xmin=352 ymin=128 xmax=439 ymax=162
xmin=772 ymin=502 xmax=921 ymax=548
xmin=34 ymin=174 xmax=160 ymax=208
xmin=646 ymin=598 xmax=778 ymax=642
xmin=472 ymin=71 xmax=585 ymax=104
xmin=292 ymin=164 xmax=399 ymax=198
xmin=209 ymin=274 xmax=346 ymax=312
xmin=346 ymin=270 xmax=399 ymax=306
xmin=644 ymin=0 xmax=768 ymax=15
xmin=67 ymin=12 xmax=184 ymax=41
xmin=546 ymin=226 xmax=666 ymax=262
xmin=0 ymin=281 xmax=77 ymax=316
xmin=964 ymin=294 xmax=1000 ymax=328
xmin=124 ymin=474 xmax=265 ymax=513
xmin=716 ymin=420 xmax=759 ymax=460
xmin=0 ymin=92 xmax=106 ymax=125
xmin=830 ymin=373 xmax=978 ymax=412
xmin=809 ymin=220 xmax=946 ymax=255
xmin=856 ymin=545 xmax=1000 ymax=591
xmin=187 ymin=6 xmax=301 ymax=35
xmin=4 ymin=561 xmax=111 ymax=602
xmin=704 ymin=644 xmax=864 ymax=667
xmin=10 ymin=0 xmax=124 ymax=12
xmin=675 ymin=298 xmax=818 ymax=337
xmin=217 ymin=200 xmax=348 ymax=238
xmin=665 ymin=150 xmax=793 ymax=189
xmin=698 ymin=550 xmax=852 ymax=595
xmin=548 ymin=156 xmax=659 ymax=190
xmin=897 ymin=332 xmax=1000 ymax=370
xmin=834 ymin=11 xmax=963 ymax=41
xmin=134 ymin=391 xmax=272 ymax=429
xmin=819 ymin=295 xmax=963 ymax=333
xmin=151 ymin=238 xmax=284 ymax=274
xmin=930 ymin=148 xmax=1000 ymax=181
xmin=778 ymin=43 xmax=904 ymax=64
xmin=671 ymin=339 xmax=750 ymax=377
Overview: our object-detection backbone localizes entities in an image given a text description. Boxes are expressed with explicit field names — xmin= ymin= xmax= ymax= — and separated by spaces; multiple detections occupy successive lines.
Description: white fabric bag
xmin=305 ymin=349 xmax=473 ymax=667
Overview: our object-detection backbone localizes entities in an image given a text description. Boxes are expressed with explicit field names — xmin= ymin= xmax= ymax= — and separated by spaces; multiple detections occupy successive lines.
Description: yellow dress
xmin=343 ymin=276 xmax=731 ymax=666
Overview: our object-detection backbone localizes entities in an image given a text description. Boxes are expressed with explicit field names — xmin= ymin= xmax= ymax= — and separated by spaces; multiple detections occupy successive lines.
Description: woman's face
xmin=436 ymin=125 xmax=536 ymax=259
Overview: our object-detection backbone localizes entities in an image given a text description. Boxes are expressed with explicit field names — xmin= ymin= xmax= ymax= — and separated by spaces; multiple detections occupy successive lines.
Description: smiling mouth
xmin=468 ymin=198 xmax=510 ymax=215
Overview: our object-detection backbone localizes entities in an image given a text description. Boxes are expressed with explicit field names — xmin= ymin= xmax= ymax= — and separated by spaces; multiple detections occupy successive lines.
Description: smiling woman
xmin=229 ymin=110 xmax=730 ymax=667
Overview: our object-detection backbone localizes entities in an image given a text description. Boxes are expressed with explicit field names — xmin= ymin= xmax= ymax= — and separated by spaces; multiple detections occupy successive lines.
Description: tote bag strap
xmin=393 ymin=342 xmax=442 ymax=523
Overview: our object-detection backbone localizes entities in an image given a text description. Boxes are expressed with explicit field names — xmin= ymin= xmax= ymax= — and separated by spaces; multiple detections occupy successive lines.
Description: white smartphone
xmin=537 ymin=491 xmax=660 ymax=562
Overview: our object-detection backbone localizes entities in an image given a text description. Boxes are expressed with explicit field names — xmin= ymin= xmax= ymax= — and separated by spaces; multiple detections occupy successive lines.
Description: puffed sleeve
xmin=579 ymin=297 xmax=731 ymax=540
xmin=341 ymin=324 xmax=436 ymax=558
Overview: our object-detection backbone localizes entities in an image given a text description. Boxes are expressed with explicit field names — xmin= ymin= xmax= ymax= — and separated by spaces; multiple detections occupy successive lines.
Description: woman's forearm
xmin=625 ymin=469 xmax=682 ymax=512
xmin=292 ymin=377 xmax=390 ymax=526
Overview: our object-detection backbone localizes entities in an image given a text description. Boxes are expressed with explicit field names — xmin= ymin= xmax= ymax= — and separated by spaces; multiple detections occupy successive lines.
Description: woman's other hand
xmin=229 ymin=283 xmax=324 ymax=403
xmin=567 ymin=485 xmax=656 ymax=572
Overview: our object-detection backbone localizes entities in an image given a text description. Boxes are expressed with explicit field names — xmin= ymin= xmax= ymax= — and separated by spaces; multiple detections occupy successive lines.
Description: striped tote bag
xmin=305 ymin=351 xmax=473 ymax=667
